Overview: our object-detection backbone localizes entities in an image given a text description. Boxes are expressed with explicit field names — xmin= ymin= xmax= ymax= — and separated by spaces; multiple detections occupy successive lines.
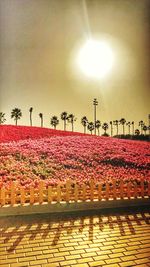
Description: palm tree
xmin=143 ymin=125 xmax=148 ymax=135
xmin=67 ymin=114 xmax=76 ymax=132
xmin=50 ymin=116 xmax=59 ymax=129
xmin=135 ymin=129 xmax=140 ymax=135
xmin=131 ymin=121 xmax=134 ymax=135
xmin=29 ymin=107 xmax=33 ymax=126
xmin=110 ymin=121 xmax=113 ymax=136
xmin=95 ymin=120 xmax=101 ymax=136
xmin=102 ymin=122 xmax=109 ymax=135
xmin=39 ymin=113 xmax=43 ymax=127
xmin=81 ymin=116 xmax=88 ymax=134
xmin=61 ymin=112 xmax=68 ymax=131
xmin=113 ymin=120 xmax=119 ymax=136
xmin=0 ymin=112 xmax=6 ymax=124
xmin=87 ymin=122 xmax=94 ymax=134
xmin=139 ymin=120 xmax=144 ymax=135
xmin=126 ymin=121 xmax=131 ymax=135
xmin=11 ymin=108 xmax=22 ymax=126
xmin=119 ymin=118 xmax=126 ymax=135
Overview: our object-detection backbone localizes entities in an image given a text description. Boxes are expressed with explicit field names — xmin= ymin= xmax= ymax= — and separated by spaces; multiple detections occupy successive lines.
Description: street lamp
xmin=93 ymin=98 xmax=98 ymax=135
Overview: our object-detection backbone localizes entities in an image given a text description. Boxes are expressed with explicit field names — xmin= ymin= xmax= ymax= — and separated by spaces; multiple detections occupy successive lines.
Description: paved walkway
xmin=0 ymin=209 xmax=150 ymax=267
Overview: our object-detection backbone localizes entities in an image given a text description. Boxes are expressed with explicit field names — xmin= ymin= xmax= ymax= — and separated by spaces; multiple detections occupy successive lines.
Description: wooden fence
xmin=0 ymin=179 xmax=150 ymax=207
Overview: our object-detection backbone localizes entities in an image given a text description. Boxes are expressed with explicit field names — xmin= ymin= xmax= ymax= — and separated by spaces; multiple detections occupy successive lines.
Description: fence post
xmin=90 ymin=179 xmax=94 ymax=201
xmin=113 ymin=180 xmax=117 ymax=199
xmin=148 ymin=181 xmax=150 ymax=197
xmin=82 ymin=184 xmax=86 ymax=201
xmin=20 ymin=187 xmax=25 ymax=204
xmin=98 ymin=183 xmax=102 ymax=201
xmin=127 ymin=182 xmax=131 ymax=199
xmin=39 ymin=181 xmax=44 ymax=204
xmin=106 ymin=181 xmax=109 ymax=200
xmin=66 ymin=180 xmax=71 ymax=202
xmin=0 ymin=187 xmax=5 ymax=206
xmin=30 ymin=187 xmax=34 ymax=204
xmin=141 ymin=180 xmax=144 ymax=198
xmin=57 ymin=183 xmax=61 ymax=203
xmin=133 ymin=182 xmax=138 ymax=198
xmin=48 ymin=186 xmax=52 ymax=203
xmin=74 ymin=183 xmax=78 ymax=202
xmin=120 ymin=180 xmax=124 ymax=199
xmin=11 ymin=182 xmax=15 ymax=205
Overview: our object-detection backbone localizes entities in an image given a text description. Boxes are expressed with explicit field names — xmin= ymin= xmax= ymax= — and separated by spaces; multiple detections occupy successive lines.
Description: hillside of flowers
xmin=0 ymin=125 xmax=84 ymax=143
xmin=0 ymin=125 xmax=150 ymax=189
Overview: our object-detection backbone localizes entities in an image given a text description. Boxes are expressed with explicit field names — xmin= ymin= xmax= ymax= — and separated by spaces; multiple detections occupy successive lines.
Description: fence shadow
xmin=0 ymin=210 xmax=149 ymax=253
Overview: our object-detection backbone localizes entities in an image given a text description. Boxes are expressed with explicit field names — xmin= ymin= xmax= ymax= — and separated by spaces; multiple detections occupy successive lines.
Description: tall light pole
xmin=93 ymin=98 xmax=98 ymax=135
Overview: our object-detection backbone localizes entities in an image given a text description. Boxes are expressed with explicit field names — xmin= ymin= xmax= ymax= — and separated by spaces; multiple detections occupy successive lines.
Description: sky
xmin=0 ymin=0 xmax=150 ymax=134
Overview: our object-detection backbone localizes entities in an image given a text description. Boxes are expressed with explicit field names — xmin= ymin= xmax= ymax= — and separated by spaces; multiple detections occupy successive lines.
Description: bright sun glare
xmin=77 ymin=39 xmax=114 ymax=79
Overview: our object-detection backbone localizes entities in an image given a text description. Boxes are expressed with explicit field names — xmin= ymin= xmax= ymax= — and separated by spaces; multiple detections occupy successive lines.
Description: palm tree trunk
xmin=98 ymin=128 xmax=100 ymax=136
xmin=41 ymin=118 xmax=43 ymax=127
xmin=72 ymin=122 xmax=74 ymax=132
xmin=117 ymin=125 xmax=118 ymax=135
xmin=132 ymin=124 xmax=134 ymax=135
xmin=15 ymin=118 xmax=17 ymax=126
xmin=111 ymin=126 xmax=113 ymax=136
xmin=123 ymin=125 xmax=125 ymax=135
xmin=84 ymin=126 xmax=86 ymax=134
xmin=141 ymin=126 xmax=143 ymax=135
xmin=64 ymin=120 xmax=66 ymax=131
xmin=30 ymin=113 xmax=32 ymax=126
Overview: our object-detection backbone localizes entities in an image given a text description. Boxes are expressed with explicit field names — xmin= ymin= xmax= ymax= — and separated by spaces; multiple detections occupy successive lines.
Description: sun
xmin=77 ymin=39 xmax=114 ymax=79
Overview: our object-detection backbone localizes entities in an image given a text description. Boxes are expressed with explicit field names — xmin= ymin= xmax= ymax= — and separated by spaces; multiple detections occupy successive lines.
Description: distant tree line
xmin=0 ymin=108 xmax=149 ymax=140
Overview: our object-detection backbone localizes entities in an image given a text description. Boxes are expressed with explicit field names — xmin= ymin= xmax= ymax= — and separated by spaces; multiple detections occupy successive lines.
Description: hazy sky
xmin=0 ymin=0 xmax=150 ymax=133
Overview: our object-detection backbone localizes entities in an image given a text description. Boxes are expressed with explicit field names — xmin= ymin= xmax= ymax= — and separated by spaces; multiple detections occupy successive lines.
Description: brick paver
xmin=0 ymin=209 xmax=150 ymax=267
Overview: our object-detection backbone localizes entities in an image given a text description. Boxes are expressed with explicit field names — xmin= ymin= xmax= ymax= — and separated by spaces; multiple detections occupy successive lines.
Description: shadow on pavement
xmin=0 ymin=206 xmax=149 ymax=253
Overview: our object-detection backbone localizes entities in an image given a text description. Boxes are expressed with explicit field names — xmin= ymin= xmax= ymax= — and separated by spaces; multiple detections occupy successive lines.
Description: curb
xmin=0 ymin=197 xmax=150 ymax=217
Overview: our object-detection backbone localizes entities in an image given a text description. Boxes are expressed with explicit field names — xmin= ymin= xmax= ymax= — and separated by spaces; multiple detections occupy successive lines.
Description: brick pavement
xmin=0 ymin=209 xmax=150 ymax=267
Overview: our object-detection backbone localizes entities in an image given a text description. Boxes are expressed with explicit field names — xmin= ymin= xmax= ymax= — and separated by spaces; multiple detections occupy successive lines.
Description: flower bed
xmin=0 ymin=126 xmax=149 ymax=190
xmin=0 ymin=125 xmax=84 ymax=143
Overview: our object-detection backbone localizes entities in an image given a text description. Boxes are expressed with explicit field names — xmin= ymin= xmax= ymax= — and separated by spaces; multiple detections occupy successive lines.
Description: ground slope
xmin=0 ymin=125 xmax=149 ymax=188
